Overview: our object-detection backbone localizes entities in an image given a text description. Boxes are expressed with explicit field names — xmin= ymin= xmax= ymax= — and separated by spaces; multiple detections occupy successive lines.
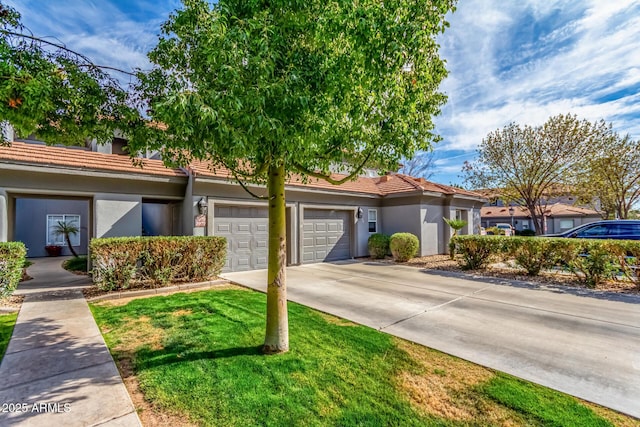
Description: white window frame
xmin=46 ymin=214 xmax=81 ymax=246
xmin=559 ymin=219 xmax=574 ymax=231
xmin=368 ymin=209 xmax=378 ymax=233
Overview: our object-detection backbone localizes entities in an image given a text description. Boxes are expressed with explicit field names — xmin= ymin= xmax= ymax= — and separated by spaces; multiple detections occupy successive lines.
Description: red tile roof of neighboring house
xmin=481 ymin=203 xmax=600 ymax=218
xmin=0 ymin=142 xmax=485 ymax=199
xmin=0 ymin=141 xmax=186 ymax=178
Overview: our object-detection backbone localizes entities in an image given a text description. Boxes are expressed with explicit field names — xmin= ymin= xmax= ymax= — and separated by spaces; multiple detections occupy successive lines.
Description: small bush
xmin=368 ymin=234 xmax=390 ymax=259
xmin=559 ymin=241 xmax=619 ymax=288
xmin=389 ymin=233 xmax=419 ymax=262
xmin=62 ymin=256 xmax=88 ymax=273
xmin=90 ymin=236 xmax=227 ymax=291
xmin=508 ymin=237 xmax=570 ymax=276
xmin=449 ymin=236 xmax=503 ymax=270
xmin=0 ymin=242 xmax=27 ymax=298
xmin=516 ymin=229 xmax=536 ymax=237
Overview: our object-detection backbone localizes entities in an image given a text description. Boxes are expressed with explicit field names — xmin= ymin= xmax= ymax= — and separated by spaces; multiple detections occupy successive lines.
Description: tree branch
xmin=292 ymin=150 xmax=374 ymax=185
xmin=1 ymin=29 xmax=137 ymax=77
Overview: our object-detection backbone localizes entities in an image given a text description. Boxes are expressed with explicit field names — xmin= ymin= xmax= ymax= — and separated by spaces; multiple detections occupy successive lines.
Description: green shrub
xmin=558 ymin=241 xmax=620 ymax=288
xmin=516 ymin=229 xmax=536 ymax=237
xmin=508 ymin=237 xmax=570 ymax=276
xmin=62 ymin=256 xmax=88 ymax=273
xmin=389 ymin=233 xmax=419 ymax=262
xmin=90 ymin=236 xmax=227 ymax=291
xmin=0 ymin=242 xmax=27 ymax=298
xmin=368 ymin=233 xmax=390 ymax=259
xmin=449 ymin=236 xmax=504 ymax=270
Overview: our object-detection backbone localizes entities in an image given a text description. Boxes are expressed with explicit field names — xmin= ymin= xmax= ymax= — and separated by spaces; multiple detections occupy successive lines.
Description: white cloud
xmin=435 ymin=0 xmax=640 ymax=168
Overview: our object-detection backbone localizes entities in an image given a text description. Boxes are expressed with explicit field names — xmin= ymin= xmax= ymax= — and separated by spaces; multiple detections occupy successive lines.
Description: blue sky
xmin=7 ymin=0 xmax=640 ymax=186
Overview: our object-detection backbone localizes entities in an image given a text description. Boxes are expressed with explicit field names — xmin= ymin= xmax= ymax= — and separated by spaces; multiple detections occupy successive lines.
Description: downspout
xmin=180 ymin=167 xmax=195 ymax=236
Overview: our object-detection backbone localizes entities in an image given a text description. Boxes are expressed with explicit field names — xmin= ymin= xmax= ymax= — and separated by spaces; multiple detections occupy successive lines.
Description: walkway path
xmin=0 ymin=257 xmax=140 ymax=427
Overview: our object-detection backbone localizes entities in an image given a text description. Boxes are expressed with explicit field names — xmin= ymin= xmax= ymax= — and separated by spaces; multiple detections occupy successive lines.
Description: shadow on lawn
xmin=134 ymin=345 xmax=265 ymax=370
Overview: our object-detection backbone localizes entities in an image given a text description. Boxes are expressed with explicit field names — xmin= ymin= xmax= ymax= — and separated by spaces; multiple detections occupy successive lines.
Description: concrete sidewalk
xmin=0 ymin=257 xmax=140 ymax=427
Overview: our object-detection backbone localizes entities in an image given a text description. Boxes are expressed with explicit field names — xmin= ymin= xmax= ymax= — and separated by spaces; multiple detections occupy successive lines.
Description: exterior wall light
xmin=198 ymin=197 xmax=208 ymax=216
xmin=357 ymin=207 xmax=364 ymax=219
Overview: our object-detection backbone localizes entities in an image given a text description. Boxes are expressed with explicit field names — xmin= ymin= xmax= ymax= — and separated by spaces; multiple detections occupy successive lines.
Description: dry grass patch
xmin=396 ymin=339 xmax=526 ymax=426
xmin=317 ymin=312 xmax=358 ymax=326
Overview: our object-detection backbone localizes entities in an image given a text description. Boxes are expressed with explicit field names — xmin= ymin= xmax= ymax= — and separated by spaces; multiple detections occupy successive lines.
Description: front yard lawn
xmin=0 ymin=312 xmax=18 ymax=361
xmin=90 ymin=287 xmax=634 ymax=426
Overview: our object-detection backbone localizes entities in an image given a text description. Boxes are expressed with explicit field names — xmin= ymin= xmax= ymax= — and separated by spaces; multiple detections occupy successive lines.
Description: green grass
xmin=483 ymin=374 xmax=614 ymax=427
xmin=90 ymin=289 xmax=625 ymax=427
xmin=62 ymin=256 xmax=88 ymax=273
xmin=0 ymin=312 xmax=18 ymax=361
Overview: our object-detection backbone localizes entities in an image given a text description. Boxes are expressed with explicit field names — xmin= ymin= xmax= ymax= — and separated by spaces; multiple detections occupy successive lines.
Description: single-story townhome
xmin=481 ymin=203 xmax=602 ymax=234
xmin=0 ymin=138 xmax=486 ymax=272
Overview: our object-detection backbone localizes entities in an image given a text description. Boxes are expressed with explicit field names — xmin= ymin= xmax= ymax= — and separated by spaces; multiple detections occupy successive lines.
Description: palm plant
xmin=53 ymin=220 xmax=80 ymax=258
xmin=443 ymin=217 xmax=468 ymax=237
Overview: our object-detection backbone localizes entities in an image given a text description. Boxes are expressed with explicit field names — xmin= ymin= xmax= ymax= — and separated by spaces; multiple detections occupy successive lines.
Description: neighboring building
xmin=481 ymin=203 xmax=601 ymax=234
xmin=0 ymin=138 xmax=485 ymax=271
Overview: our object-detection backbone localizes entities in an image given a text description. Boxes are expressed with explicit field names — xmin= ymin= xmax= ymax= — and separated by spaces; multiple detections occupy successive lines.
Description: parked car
xmin=495 ymin=223 xmax=514 ymax=236
xmin=542 ymin=220 xmax=640 ymax=240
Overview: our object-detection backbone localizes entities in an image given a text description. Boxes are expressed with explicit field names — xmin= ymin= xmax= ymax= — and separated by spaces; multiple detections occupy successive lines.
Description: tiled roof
xmin=0 ymin=142 xmax=485 ymax=199
xmin=0 ymin=141 xmax=186 ymax=178
xmin=481 ymin=203 xmax=600 ymax=218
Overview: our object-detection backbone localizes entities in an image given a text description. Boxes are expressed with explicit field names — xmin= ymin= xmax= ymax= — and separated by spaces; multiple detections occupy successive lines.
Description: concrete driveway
xmin=223 ymin=261 xmax=640 ymax=419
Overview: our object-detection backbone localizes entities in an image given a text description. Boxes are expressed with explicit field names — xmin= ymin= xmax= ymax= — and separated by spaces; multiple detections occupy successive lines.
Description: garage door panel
xmin=302 ymin=209 xmax=351 ymax=264
xmin=215 ymin=205 xmax=269 ymax=272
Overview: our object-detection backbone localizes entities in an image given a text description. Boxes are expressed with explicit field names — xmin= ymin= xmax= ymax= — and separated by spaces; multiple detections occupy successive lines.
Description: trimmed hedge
xmin=450 ymin=235 xmax=640 ymax=288
xmin=390 ymin=233 xmax=419 ymax=262
xmin=90 ymin=236 xmax=227 ymax=291
xmin=368 ymin=233 xmax=390 ymax=259
xmin=0 ymin=242 xmax=27 ymax=298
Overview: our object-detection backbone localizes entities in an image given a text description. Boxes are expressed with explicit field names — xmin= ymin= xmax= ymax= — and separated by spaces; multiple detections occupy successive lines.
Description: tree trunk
xmin=263 ymin=162 xmax=289 ymax=354
xmin=64 ymin=233 xmax=79 ymax=257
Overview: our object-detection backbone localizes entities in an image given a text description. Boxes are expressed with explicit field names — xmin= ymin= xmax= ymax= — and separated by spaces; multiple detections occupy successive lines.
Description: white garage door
xmin=302 ymin=209 xmax=351 ymax=263
xmin=214 ymin=205 xmax=268 ymax=272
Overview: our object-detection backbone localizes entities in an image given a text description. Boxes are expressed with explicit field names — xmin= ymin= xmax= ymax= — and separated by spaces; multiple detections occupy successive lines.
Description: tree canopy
xmin=1 ymin=0 xmax=456 ymax=353
xmin=132 ymin=0 xmax=456 ymax=352
xmin=463 ymin=114 xmax=611 ymax=234
xmin=577 ymin=134 xmax=640 ymax=219
xmin=0 ymin=2 xmax=140 ymax=145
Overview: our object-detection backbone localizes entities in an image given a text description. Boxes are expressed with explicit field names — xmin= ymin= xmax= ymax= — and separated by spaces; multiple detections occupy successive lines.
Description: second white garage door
xmin=214 ymin=205 xmax=269 ymax=272
xmin=302 ymin=209 xmax=351 ymax=263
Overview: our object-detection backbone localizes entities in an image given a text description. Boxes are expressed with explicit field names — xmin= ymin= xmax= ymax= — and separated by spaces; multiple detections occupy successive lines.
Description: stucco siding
xmin=0 ymin=190 xmax=8 ymax=242
xmin=381 ymin=204 xmax=423 ymax=252
xmin=14 ymin=198 xmax=89 ymax=257
xmin=94 ymin=194 xmax=142 ymax=238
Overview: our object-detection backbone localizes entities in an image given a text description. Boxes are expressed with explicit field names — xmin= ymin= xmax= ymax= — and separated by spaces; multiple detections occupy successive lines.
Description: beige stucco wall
xmin=94 ymin=194 xmax=142 ymax=238
xmin=0 ymin=189 xmax=7 ymax=242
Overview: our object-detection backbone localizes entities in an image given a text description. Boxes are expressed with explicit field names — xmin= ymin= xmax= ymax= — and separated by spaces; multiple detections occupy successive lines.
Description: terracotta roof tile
xmin=0 ymin=141 xmax=186 ymax=178
xmin=190 ymin=160 xmax=382 ymax=195
xmin=0 ymin=142 xmax=485 ymax=200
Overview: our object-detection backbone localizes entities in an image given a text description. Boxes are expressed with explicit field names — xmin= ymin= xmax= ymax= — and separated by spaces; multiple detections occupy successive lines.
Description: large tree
xmin=578 ymin=134 xmax=640 ymax=219
xmin=463 ymin=114 xmax=611 ymax=234
xmin=134 ymin=0 xmax=455 ymax=353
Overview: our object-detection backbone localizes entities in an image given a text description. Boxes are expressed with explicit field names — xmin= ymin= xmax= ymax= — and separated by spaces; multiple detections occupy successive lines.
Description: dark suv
xmin=543 ymin=220 xmax=640 ymax=240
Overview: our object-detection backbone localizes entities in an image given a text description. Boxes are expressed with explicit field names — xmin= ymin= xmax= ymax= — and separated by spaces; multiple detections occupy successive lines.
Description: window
xmin=576 ymin=224 xmax=608 ymax=238
xmin=368 ymin=209 xmax=377 ymax=233
xmin=455 ymin=209 xmax=463 ymax=221
xmin=46 ymin=215 xmax=81 ymax=246
xmin=559 ymin=219 xmax=574 ymax=231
